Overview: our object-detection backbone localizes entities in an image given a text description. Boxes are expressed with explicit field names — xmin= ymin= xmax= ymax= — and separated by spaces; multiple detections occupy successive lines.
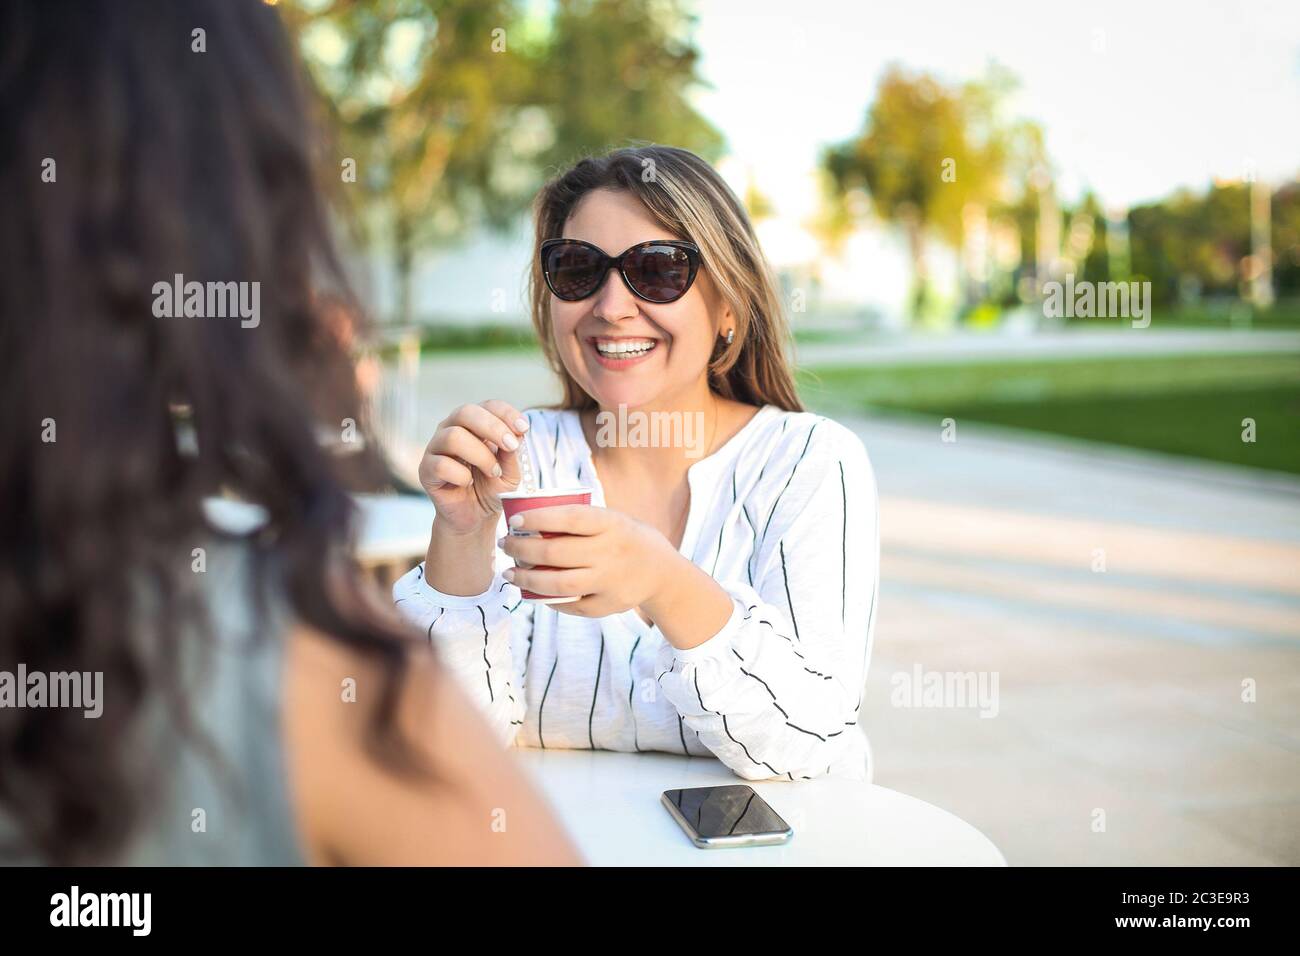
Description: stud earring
xmin=724 ymin=328 xmax=735 ymax=345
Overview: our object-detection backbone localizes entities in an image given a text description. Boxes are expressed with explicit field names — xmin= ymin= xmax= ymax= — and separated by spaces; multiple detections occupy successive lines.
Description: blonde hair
xmin=528 ymin=144 xmax=803 ymax=412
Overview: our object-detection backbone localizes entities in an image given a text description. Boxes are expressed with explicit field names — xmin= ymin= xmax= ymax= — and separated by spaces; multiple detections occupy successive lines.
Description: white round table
xmin=515 ymin=748 xmax=1005 ymax=866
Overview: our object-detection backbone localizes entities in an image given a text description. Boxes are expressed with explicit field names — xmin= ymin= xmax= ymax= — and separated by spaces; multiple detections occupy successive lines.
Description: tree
xmin=289 ymin=0 xmax=538 ymax=324
xmin=1074 ymin=191 xmax=1109 ymax=284
xmin=822 ymin=65 xmax=1040 ymax=319
xmin=1273 ymin=181 xmax=1300 ymax=299
xmin=536 ymin=0 xmax=724 ymax=169
xmin=1129 ymin=183 xmax=1251 ymax=305
xmin=286 ymin=0 xmax=723 ymax=324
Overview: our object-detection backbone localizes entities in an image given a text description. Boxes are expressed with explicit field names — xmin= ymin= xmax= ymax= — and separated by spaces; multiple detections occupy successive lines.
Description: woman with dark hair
xmin=0 ymin=0 xmax=579 ymax=865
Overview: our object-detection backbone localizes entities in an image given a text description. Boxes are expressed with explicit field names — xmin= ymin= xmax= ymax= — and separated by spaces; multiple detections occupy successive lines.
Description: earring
xmin=724 ymin=328 xmax=735 ymax=345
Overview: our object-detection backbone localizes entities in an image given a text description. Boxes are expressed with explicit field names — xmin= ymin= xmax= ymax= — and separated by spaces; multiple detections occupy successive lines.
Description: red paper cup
xmin=499 ymin=487 xmax=593 ymax=603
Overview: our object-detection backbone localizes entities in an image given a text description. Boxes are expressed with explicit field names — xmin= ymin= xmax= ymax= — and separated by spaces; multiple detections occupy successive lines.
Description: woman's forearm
xmin=424 ymin=521 xmax=498 ymax=596
xmin=641 ymin=552 xmax=734 ymax=651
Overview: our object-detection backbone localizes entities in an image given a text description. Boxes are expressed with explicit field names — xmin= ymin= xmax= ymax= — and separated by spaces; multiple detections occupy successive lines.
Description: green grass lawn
xmin=799 ymin=352 xmax=1300 ymax=475
xmin=372 ymin=323 xmax=540 ymax=360
xmin=1067 ymin=299 xmax=1300 ymax=331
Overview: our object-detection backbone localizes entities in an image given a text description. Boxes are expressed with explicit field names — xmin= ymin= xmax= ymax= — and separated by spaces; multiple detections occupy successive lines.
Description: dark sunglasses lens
xmin=624 ymin=245 xmax=694 ymax=302
xmin=545 ymin=243 xmax=604 ymax=300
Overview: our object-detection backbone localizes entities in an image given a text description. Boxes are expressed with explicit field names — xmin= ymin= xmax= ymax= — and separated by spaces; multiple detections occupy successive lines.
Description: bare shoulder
xmin=284 ymin=619 xmax=582 ymax=866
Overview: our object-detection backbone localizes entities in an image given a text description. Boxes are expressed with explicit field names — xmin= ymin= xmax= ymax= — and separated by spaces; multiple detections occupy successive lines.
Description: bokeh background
xmin=279 ymin=0 xmax=1300 ymax=864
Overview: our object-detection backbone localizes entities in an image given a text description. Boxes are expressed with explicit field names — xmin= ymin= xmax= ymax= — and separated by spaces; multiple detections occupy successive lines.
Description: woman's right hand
xmin=419 ymin=400 xmax=530 ymax=536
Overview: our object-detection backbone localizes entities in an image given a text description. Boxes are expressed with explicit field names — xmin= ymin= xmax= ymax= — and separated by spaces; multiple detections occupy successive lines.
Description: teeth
xmin=595 ymin=339 xmax=656 ymax=356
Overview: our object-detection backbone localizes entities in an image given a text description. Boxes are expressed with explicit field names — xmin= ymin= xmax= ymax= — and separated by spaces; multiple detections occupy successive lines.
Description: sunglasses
xmin=540 ymin=238 xmax=702 ymax=304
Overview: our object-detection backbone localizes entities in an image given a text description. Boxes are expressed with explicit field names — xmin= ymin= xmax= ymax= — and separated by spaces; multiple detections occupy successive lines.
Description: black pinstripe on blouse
xmin=626 ymin=634 xmax=642 ymax=752
xmin=588 ymin=627 xmax=605 ymax=749
xmin=478 ymin=606 xmax=493 ymax=703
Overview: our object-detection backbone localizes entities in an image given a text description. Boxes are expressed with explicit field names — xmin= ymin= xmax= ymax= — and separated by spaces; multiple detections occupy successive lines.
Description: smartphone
xmin=661 ymin=785 xmax=794 ymax=848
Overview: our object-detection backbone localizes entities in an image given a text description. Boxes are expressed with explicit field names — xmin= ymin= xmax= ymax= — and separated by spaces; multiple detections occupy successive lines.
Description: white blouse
xmin=392 ymin=403 xmax=879 ymax=781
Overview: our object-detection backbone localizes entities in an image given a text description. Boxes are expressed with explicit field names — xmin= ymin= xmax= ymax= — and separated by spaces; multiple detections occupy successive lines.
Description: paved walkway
xmin=795 ymin=327 xmax=1300 ymax=366
xmin=390 ymin=342 xmax=1300 ymax=864
xmin=844 ymin=413 xmax=1300 ymax=865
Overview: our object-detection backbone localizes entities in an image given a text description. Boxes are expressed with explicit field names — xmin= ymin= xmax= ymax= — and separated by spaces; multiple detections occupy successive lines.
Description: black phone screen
xmin=663 ymin=785 xmax=789 ymax=838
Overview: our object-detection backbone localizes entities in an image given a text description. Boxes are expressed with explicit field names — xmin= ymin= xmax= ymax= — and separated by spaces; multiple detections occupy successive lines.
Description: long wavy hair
xmin=0 ymin=0 xmax=423 ymax=864
xmin=528 ymin=144 xmax=804 ymax=412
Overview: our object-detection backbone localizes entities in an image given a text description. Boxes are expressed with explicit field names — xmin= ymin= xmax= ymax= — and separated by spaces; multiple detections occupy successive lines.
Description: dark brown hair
xmin=0 ymin=0 xmax=422 ymax=863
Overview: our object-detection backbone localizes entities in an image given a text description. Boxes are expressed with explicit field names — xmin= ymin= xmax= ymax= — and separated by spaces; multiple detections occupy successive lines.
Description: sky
xmin=692 ymin=0 xmax=1300 ymax=220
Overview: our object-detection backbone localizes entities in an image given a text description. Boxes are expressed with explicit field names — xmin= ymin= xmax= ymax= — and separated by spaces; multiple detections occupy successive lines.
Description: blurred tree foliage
xmin=821 ymin=64 xmax=1043 ymax=318
xmin=1076 ymin=192 xmax=1109 ymax=284
xmin=1274 ymin=182 xmax=1300 ymax=299
xmin=1130 ymin=183 xmax=1250 ymax=303
xmin=283 ymin=0 xmax=722 ymax=323
xmin=535 ymin=0 xmax=724 ymax=171
xmin=817 ymin=60 xmax=1300 ymax=320
xmin=1130 ymin=182 xmax=1300 ymax=306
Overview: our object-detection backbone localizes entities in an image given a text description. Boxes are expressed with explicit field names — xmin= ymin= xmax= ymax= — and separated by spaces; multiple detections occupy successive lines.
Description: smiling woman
xmin=529 ymin=148 xmax=802 ymax=413
xmin=394 ymin=145 xmax=881 ymax=782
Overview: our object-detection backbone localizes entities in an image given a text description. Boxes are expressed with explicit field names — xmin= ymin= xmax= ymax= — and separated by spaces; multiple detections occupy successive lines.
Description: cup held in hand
xmin=499 ymin=487 xmax=593 ymax=603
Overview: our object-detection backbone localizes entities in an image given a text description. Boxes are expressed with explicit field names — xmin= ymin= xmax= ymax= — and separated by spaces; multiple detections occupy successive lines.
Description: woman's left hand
xmin=499 ymin=505 xmax=679 ymax=618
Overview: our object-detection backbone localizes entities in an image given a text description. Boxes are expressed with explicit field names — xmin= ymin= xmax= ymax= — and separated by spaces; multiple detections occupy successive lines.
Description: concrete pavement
xmin=844 ymin=411 xmax=1300 ymax=865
